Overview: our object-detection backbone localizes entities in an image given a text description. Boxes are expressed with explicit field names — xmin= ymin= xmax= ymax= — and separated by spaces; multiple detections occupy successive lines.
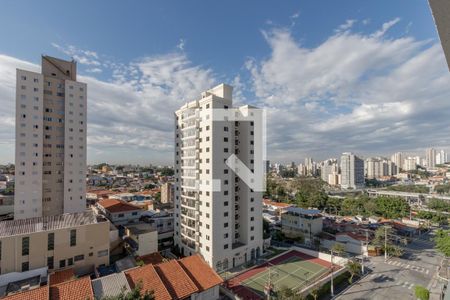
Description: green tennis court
xmin=241 ymin=256 xmax=329 ymax=297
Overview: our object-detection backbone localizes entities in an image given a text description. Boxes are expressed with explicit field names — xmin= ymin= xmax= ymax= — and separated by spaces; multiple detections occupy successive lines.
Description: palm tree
xmin=347 ymin=260 xmax=361 ymax=284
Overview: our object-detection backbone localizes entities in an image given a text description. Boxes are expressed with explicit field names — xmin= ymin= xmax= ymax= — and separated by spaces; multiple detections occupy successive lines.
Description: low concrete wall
xmin=288 ymin=246 xmax=348 ymax=266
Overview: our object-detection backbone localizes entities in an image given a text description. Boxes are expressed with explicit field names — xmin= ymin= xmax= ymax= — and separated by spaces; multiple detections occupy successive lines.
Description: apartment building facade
xmin=340 ymin=152 xmax=365 ymax=189
xmin=0 ymin=211 xmax=109 ymax=275
xmin=15 ymin=56 xmax=87 ymax=219
xmin=174 ymin=84 xmax=263 ymax=272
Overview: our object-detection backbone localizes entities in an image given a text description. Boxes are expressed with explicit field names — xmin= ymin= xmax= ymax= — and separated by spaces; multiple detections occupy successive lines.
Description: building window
xmin=98 ymin=249 xmax=108 ymax=257
xmin=224 ymin=201 xmax=228 ymax=206
xmin=48 ymin=233 xmax=55 ymax=251
xmin=59 ymin=259 xmax=66 ymax=268
xmin=22 ymin=237 xmax=29 ymax=256
xmin=224 ymin=222 xmax=228 ymax=228
xmin=74 ymin=254 xmax=84 ymax=261
xmin=22 ymin=262 xmax=29 ymax=272
xmin=224 ymin=212 xmax=228 ymax=217
xmin=47 ymin=256 xmax=54 ymax=269
xmin=68 ymin=258 xmax=74 ymax=266
xmin=70 ymin=229 xmax=76 ymax=247
xmin=224 ymin=233 xmax=228 ymax=238
xmin=224 ymin=244 xmax=229 ymax=249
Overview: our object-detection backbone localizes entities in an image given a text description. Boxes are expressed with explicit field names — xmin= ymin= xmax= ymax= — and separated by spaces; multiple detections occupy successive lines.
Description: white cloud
xmin=176 ymin=38 xmax=186 ymax=50
xmin=247 ymin=20 xmax=450 ymax=162
xmin=335 ymin=19 xmax=357 ymax=32
xmin=52 ymin=43 xmax=102 ymax=67
xmin=0 ymin=52 xmax=216 ymax=164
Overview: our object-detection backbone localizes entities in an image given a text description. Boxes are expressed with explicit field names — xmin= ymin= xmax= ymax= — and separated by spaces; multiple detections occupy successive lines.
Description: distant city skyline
xmin=1 ymin=1 xmax=450 ymax=165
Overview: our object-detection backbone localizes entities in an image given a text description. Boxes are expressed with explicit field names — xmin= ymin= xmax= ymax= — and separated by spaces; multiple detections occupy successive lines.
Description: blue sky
xmin=0 ymin=0 xmax=449 ymax=164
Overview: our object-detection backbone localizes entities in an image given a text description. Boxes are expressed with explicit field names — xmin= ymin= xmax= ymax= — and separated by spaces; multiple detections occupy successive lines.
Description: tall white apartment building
xmin=320 ymin=159 xmax=338 ymax=183
xmin=340 ymin=152 xmax=364 ymax=189
xmin=365 ymin=157 xmax=396 ymax=179
xmin=391 ymin=152 xmax=403 ymax=172
xmin=403 ymin=157 xmax=417 ymax=171
xmin=174 ymin=84 xmax=263 ymax=272
xmin=15 ymin=56 xmax=87 ymax=219
xmin=436 ymin=149 xmax=448 ymax=165
xmin=426 ymin=148 xmax=437 ymax=169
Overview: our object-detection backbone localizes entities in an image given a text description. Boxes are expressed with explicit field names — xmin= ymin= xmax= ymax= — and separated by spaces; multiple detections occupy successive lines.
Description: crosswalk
xmin=365 ymin=273 xmax=415 ymax=290
xmin=399 ymin=281 xmax=415 ymax=290
xmin=386 ymin=260 xmax=430 ymax=275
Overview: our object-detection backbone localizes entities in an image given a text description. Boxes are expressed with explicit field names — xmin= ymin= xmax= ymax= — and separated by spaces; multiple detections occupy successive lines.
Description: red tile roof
xmin=137 ymin=252 xmax=165 ymax=265
xmin=155 ymin=260 xmax=199 ymax=299
xmin=49 ymin=268 xmax=75 ymax=286
xmin=178 ymin=255 xmax=223 ymax=291
xmin=50 ymin=277 xmax=94 ymax=300
xmin=3 ymin=286 xmax=49 ymax=300
xmin=125 ymin=264 xmax=172 ymax=300
xmin=263 ymin=199 xmax=293 ymax=208
xmin=97 ymin=199 xmax=141 ymax=213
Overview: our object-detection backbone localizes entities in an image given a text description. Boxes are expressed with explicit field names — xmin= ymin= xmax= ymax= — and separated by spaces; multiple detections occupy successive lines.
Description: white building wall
xmin=63 ymin=80 xmax=87 ymax=213
xmin=174 ymin=84 xmax=263 ymax=272
xmin=14 ymin=57 xmax=87 ymax=220
xmin=15 ymin=70 xmax=44 ymax=219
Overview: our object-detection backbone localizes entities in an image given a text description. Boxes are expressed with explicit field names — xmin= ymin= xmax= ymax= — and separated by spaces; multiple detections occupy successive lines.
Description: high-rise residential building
xmin=320 ymin=159 xmax=338 ymax=183
xmin=340 ymin=152 xmax=364 ymax=189
xmin=161 ymin=182 xmax=174 ymax=204
xmin=391 ymin=152 xmax=403 ymax=172
xmin=436 ymin=149 xmax=448 ymax=165
xmin=365 ymin=157 xmax=396 ymax=179
xmin=426 ymin=148 xmax=437 ymax=169
xmin=403 ymin=157 xmax=417 ymax=171
xmin=15 ymin=56 xmax=87 ymax=219
xmin=174 ymin=84 xmax=263 ymax=272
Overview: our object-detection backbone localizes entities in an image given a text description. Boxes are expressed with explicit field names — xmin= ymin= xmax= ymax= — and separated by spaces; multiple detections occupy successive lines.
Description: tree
xmin=277 ymin=285 xmax=303 ymax=300
xmin=414 ymin=285 xmax=430 ymax=300
xmin=347 ymin=260 xmax=361 ymax=283
xmin=435 ymin=229 xmax=450 ymax=257
xmin=374 ymin=196 xmax=409 ymax=219
xmin=310 ymin=288 xmax=319 ymax=300
xmin=332 ymin=243 xmax=345 ymax=257
xmin=101 ymin=282 xmax=154 ymax=300
xmin=428 ymin=198 xmax=450 ymax=211
xmin=373 ymin=227 xmax=404 ymax=257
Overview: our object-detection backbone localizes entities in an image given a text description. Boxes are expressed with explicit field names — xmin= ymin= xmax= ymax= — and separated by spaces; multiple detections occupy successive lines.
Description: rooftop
xmin=154 ymin=260 xmax=199 ymax=299
xmin=49 ymin=269 xmax=75 ymax=286
xmin=0 ymin=211 xmax=101 ymax=238
xmin=263 ymin=199 xmax=293 ymax=208
xmin=125 ymin=264 xmax=172 ymax=300
xmin=3 ymin=286 xmax=49 ymax=300
xmin=137 ymin=252 xmax=165 ymax=265
xmin=49 ymin=277 xmax=94 ymax=300
xmin=178 ymin=255 xmax=223 ymax=291
xmin=285 ymin=207 xmax=322 ymax=216
xmin=97 ymin=199 xmax=142 ymax=213
xmin=91 ymin=272 xmax=131 ymax=299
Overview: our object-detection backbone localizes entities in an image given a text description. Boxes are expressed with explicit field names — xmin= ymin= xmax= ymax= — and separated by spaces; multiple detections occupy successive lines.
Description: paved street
xmin=336 ymin=232 xmax=444 ymax=300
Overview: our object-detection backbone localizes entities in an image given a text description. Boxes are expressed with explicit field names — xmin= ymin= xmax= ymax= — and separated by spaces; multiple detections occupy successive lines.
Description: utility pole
xmin=330 ymin=249 xmax=334 ymax=297
xmin=362 ymin=230 xmax=368 ymax=274
xmin=384 ymin=226 xmax=388 ymax=262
